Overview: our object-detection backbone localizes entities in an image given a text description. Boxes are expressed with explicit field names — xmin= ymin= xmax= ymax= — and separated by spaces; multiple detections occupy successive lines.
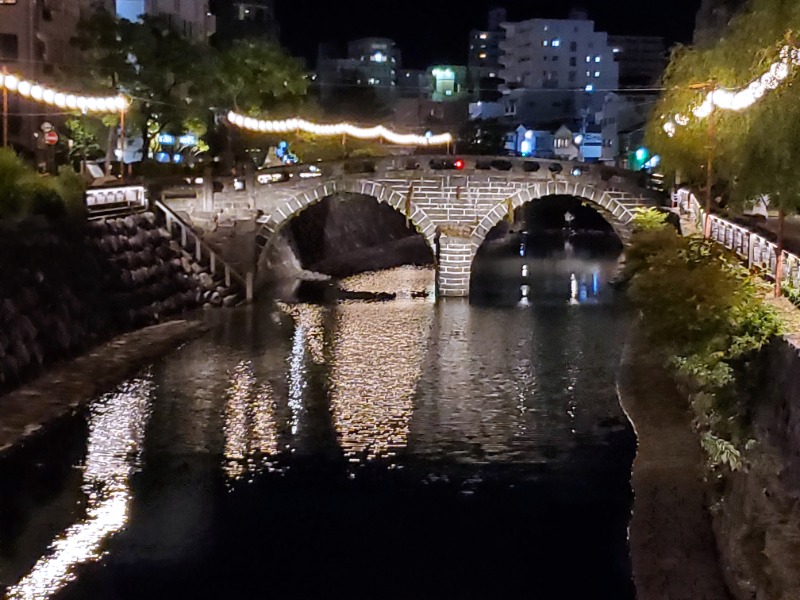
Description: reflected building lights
xmin=331 ymin=268 xmax=434 ymax=462
xmin=288 ymin=324 xmax=307 ymax=436
xmin=223 ymin=360 xmax=278 ymax=482
xmin=570 ymin=273 xmax=579 ymax=305
xmin=7 ymin=376 xmax=154 ymax=600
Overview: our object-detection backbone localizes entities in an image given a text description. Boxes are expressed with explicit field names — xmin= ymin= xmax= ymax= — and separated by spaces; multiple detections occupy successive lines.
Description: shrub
xmin=0 ymin=148 xmax=87 ymax=222
xmin=626 ymin=216 xmax=784 ymax=471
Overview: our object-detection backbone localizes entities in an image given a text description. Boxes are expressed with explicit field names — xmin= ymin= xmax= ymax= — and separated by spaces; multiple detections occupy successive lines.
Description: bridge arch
xmin=470 ymin=180 xmax=635 ymax=254
xmin=254 ymin=179 xmax=437 ymax=257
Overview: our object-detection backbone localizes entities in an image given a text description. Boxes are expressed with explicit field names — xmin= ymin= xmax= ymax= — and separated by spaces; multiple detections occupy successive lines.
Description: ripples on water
xmin=0 ymin=242 xmax=636 ymax=600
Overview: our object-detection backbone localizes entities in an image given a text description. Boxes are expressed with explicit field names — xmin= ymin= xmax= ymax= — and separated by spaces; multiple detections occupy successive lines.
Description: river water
xmin=0 ymin=235 xmax=635 ymax=600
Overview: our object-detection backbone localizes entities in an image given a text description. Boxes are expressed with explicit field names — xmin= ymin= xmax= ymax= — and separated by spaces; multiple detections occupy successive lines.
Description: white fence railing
xmin=85 ymin=185 xmax=148 ymax=219
xmin=672 ymin=189 xmax=800 ymax=289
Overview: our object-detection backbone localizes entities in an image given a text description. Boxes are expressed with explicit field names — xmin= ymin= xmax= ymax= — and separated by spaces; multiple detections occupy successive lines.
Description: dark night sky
xmin=276 ymin=0 xmax=704 ymax=68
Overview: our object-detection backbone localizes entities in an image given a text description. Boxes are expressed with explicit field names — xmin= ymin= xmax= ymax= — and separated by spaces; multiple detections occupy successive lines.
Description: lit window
xmin=552 ymin=39 xmax=560 ymax=47
xmin=595 ymin=56 xmax=601 ymax=63
xmin=543 ymin=40 xmax=549 ymax=47
xmin=479 ymin=33 xmax=488 ymax=40
xmin=585 ymin=56 xmax=591 ymax=63
xmin=594 ymin=71 xmax=600 ymax=77
xmin=479 ymin=52 xmax=487 ymax=59
xmin=586 ymin=71 xmax=591 ymax=77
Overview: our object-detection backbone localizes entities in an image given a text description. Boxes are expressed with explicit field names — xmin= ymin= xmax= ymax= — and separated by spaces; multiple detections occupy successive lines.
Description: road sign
xmin=44 ymin=130 xmax=59 ymax=145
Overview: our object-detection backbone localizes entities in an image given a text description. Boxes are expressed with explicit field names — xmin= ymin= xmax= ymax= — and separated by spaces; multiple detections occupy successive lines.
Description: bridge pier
xmin=436 ymin=235 xmax=475 ymax=297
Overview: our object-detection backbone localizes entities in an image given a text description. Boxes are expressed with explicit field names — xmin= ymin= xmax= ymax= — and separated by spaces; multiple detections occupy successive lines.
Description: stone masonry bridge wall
xmin=170 ymin=156 xmax=660 ymax=296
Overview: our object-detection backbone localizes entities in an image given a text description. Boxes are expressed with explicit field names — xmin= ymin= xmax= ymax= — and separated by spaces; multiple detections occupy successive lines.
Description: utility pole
xmin=2 ymin=66 xmax=7 ymax=148
xmin=704 ymin=80 xmax=717 ymax=238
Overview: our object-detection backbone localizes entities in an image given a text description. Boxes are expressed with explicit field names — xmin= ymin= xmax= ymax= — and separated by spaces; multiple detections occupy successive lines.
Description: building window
xmin=552 ymin=39 xmax=561 ymax=47
xmin=586 ymin=70 xmax=591 ymax=77
xmin=595 ymin=56 xmax=601 ymax=63
xmin=552 ymin=55 xmax=558 ymax=62
xmin=586 ymin=56 xmax=591 ymax=63
xmin=542 ymin=40 xmax=549 ymax=47
xmin=570 ymin=57 xmax=576 ymax=67
xmin=594 ymin=71 xmax=600 ymax=77
xmin=570 ymin=41 xmax=577 ymax=52
xmin=0 ymin=33 xmax=18 ymax=61
xmin=568 ymin=71 xmax=576 ymax=82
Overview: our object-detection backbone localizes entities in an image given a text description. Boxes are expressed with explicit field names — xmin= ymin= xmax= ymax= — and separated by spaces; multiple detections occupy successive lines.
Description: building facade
xmin=1 ymin=0 xmax=116 ymax=154
xmin=117 ymin=0 xmax=215 ymax=40
xmin=317 ymin=38 xmax=401 ymax=107
xmin=499 ymin=14 xmax=619 ymax=104
xmin=211 ymin=0 xmax=278 ymax=45
xmin=608 ymin=35 xmax=666 ymax=87
xmin=143 ymin=0 xmax=215 ymax=40
xmin=468 ymin=8 xmax=506 ymax=100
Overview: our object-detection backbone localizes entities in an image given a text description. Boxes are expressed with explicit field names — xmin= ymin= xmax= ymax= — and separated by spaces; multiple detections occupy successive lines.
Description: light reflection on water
xmin=1 ymin=254 xmax=634 ymax=599
xmin=5 ymin=375 xmax=153 ymax=600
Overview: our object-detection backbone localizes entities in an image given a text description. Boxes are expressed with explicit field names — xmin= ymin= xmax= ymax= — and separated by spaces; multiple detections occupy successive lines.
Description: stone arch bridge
xmin=200 ymin=155 xmax=661 ymax=297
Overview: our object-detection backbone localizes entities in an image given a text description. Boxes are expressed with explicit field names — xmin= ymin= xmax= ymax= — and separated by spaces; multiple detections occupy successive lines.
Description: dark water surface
xmin=0 ymin=238 xmax=636 ymax=600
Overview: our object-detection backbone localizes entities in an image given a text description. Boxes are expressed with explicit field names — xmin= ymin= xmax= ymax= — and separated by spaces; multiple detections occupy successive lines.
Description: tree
xmin=646 ymin=0 xmax=800 ymax=212
xmin=71 ymin=9 xmax=213 ymax=163
xmin=206 ymin=39 xmax=309 ymax=115
xmin=728 ymin=85 xmax=800 ymax=295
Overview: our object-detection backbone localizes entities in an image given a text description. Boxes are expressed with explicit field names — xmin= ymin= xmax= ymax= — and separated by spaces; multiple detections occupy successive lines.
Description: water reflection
xmin=330 ymin=268 xmax=434 ymax=462
xmin=6 ymin=375 xmax=153 ymax=600
xmin=1 ymin=252 xmax=634 ymax=599
xmin=223 ymin=361 xmax=278 ymax=481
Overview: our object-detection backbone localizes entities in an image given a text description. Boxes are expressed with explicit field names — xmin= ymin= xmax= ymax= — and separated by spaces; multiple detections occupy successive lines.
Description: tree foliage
xmin=68 ymin=8 xmax=310 ymax=164
xmin=0 ymin=149 xmax=87 ymax=221
xmin=646 ymin=0 xmax=800 ymax=195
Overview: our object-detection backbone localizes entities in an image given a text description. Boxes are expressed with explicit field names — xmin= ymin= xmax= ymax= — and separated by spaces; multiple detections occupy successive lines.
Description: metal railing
xmin=154 ymin=199 xmax=254 ymax=302
xmin=672 ymin=189 xmax=800 ymax=288
xmin=85 ymin=184 xmax=148 ymax=220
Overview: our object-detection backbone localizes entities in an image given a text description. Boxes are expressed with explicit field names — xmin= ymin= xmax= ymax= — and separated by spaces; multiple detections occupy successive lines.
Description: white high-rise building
xmin=497 ymin=13 xmax=619 ymax=125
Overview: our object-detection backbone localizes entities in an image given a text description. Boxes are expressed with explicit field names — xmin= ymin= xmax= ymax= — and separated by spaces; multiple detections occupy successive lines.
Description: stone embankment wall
xmin=714 ymin=337 xmax=800 ymax=600
xmin=0 ymin=213 xmax=231 ymax=393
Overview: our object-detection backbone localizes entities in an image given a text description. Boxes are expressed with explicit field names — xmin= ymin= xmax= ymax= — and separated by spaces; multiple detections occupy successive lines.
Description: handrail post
xmin=225 ymin=266 xmax=231 ymax=287
xmin=246 ymin=272 xmax=254 ymax=303
xmin=181 ymin=224 xmax=187 ymax=247
xmin=195 ymin=236 xmax=202 ymax=261
xmin=210 ymin=252 xmax=216 ymax=274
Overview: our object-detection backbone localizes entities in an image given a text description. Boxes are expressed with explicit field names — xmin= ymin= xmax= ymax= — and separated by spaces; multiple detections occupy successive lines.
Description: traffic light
xmin=454 ymin=158 xmax=465 ymax=170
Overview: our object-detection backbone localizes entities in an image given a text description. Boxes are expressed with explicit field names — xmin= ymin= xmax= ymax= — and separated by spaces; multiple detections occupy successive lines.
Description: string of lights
xmin=663 ymin=45 xmax=800 ymax=137
xmin=226 ymin=111 xmax=453 ymax=146
xmin=0 ymin=71 xmax=129 ymax=114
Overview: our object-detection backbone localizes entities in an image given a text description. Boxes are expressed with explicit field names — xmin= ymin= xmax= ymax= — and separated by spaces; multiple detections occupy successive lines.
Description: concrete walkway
xmin=618 ymin=335 xmax=732 ymax=600
xmin=0 ymin=319 xmax=206 ymax=454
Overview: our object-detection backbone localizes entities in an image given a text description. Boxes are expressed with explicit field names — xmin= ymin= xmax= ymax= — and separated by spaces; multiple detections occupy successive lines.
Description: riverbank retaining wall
xmin=0 ymin=213 xmax=229 ymax=393
xmin=713 ymin=336 xmax=800 ymax=600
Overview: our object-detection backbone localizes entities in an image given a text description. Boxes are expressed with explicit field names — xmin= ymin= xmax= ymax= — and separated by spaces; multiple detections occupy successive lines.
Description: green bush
xmin=0 ymin=148 xmax=86 ymax=221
